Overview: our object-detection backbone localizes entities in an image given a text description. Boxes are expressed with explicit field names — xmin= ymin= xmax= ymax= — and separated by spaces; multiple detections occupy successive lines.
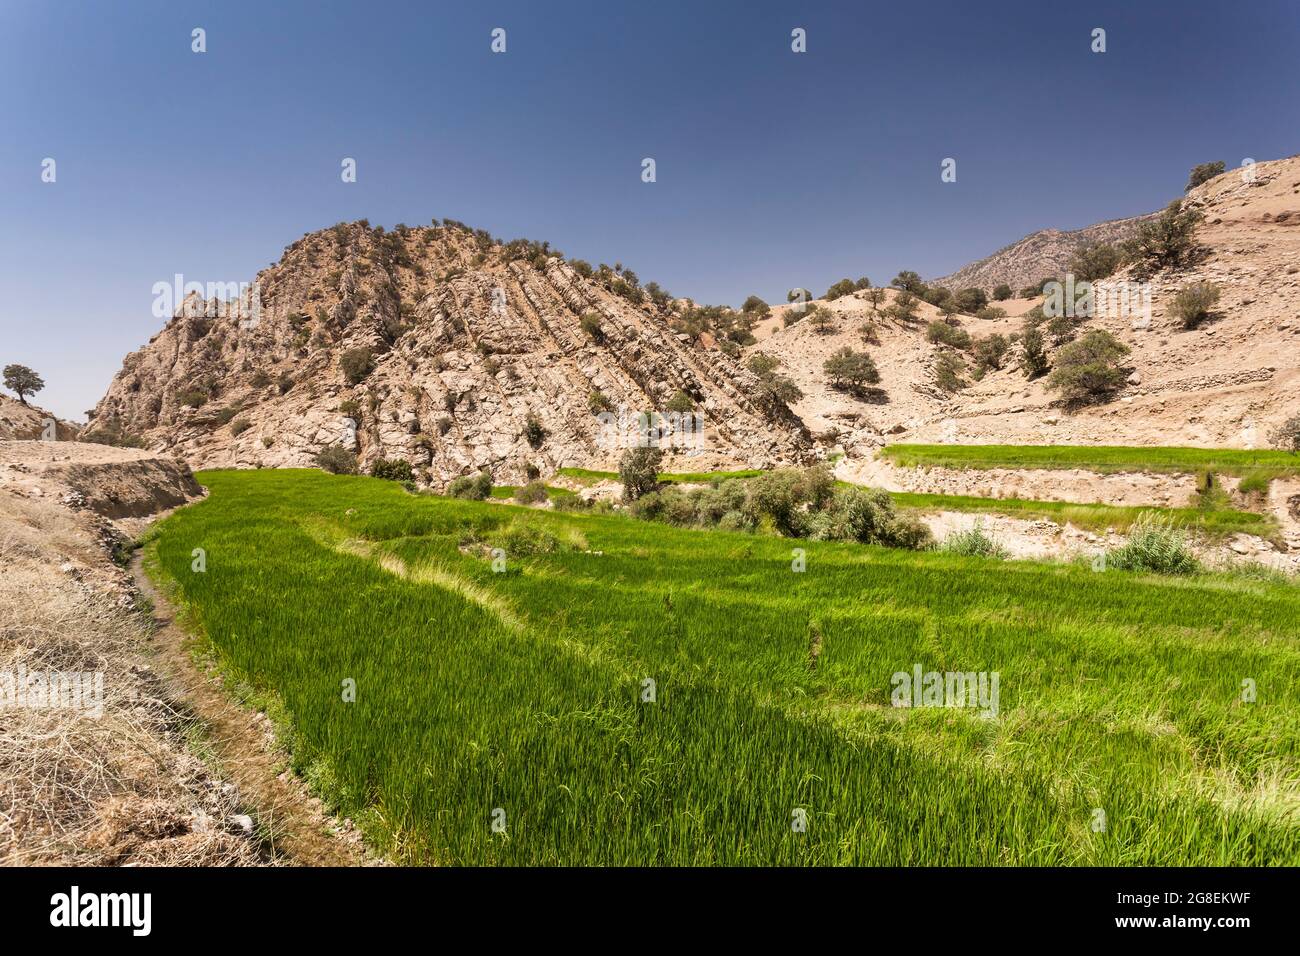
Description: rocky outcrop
xmin=89 ymin=222 xmax=812 ymax=483
xmin=0 ymin=395 xmax=78 ymax=441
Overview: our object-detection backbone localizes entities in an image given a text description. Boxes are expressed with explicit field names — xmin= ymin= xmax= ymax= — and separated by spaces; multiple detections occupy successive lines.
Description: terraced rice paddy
xmin=880 ymin=443 xmax=1300 ymax=480
xmin=145 ymin=470 xmax=1300 ymax=865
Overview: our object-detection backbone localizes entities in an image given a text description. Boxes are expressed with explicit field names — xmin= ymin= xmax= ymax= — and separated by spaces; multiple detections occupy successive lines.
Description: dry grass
xmin=0 ymin=491 xmax=261 ymax=866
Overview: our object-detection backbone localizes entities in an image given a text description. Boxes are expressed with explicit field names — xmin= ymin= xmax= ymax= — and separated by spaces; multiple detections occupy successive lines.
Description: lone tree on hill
xmin=3 ymin=364 xmax=44 ymax=405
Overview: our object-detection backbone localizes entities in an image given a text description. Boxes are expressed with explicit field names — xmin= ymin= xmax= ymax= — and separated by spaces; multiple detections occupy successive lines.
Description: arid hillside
xmin=753 ymin=155 xmax=1300 ymax=453
xmin=0 ymin=395 xmax=78 ymax=441
xmin=930 ymin=212 xmax=1156 ymax=293
xmin=89 ymin=223 xmax=811 ymax=483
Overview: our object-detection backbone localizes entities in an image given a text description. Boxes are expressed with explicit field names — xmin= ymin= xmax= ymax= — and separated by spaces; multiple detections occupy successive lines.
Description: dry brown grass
xmin=0 ymin=491 xmax=261 ymax=866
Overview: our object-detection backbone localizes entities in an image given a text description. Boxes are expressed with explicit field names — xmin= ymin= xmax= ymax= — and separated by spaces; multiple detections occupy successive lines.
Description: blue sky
xmin=2 ymin=0 xmax=1297 ymax=420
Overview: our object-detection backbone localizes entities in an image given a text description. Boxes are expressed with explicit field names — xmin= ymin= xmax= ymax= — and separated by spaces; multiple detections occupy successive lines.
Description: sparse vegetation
xmin=1185 ymin=161 xmax=1226 ymax=192
xmin=340 ymin=348 xmax=376 ymax=385
xmin=448 ymin=470 xmax=493 ymax=500
xmin=371 ymin=458 xmax=415 ymax=482
xmin=315 ymin=445 xmax=358 ymax=475
xmin=1123 ymin=199 xmax=1203 ymax=278
xmin=1169 ymin=281 xmax=1221 ymax=329
xmin=1104 ymin=512 xmax=1198 ymax=575
xmin=823 ymin=346 xmax=880 ymax=392
xmin=1046 ymin=329 xmax=1130 ymax=403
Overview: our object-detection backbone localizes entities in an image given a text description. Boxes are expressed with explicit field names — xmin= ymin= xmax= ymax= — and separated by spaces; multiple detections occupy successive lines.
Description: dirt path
xmin=130 ymin=552 xmax=372 ymax=867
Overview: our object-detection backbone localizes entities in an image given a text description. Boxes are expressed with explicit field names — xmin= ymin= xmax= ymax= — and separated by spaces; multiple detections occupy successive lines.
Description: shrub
xmin=890 ymin=271 xmax=927 ymax=295
xmin=933 ymin=352 xmax=968 ymax=393
xmin=786 ymin=288 xmax=812 ymax=304
xmin=972 ymin=334 xmax=1010 ymax=371
xmin=992 ymin=284 xmax=1013 ymax=301
xmin=665 ymin=390 xmax=695 ymax=414
xmin=808 ymin=307 xmax=833 ymax=334
xmin=250 ymin=370 xmax=272 ymax=388
xmin=81 ymin=426 xmax=147 ymax=449
xmin=1019 ymin=325 xmax=1049 ymax=378
xmin=926 ymin=320 xmax=971 ymax=350
xmin=883 ymin=291 xmax=920 ymax=324
xmin=278 ymin=373 xmax=295 ymax=395
xmin=858 ymin=319 xmax=880 ymax=345
xmin=823 ymin=346 xmax=880 ymax=390
xmin=941 ymin=521 xmax=1009 ymax=559
xmin=371 ymin=458 xmax=414 ymax=482
xmin=589 ymin=390 xmax=614 ymax=414
xmin=1104 ymin=513 xmax=1198 ymax=574
xmin=340 ymin=348 xmax=375 ymax=385
xmin=819 ymin=486 xmax=932 ymax=550
xmin=954 ymin=287 xmax=988 ymax=314
xmin=448 ymin=470 xmax=493 ymax=500
xmin=230 ymin=418 xmax=253 ymax=437
xmin=1185 ymin=161 xmax=1225 ymax=192
xmin=1123 ymin=199 xmax=1203 ymax=277
xmin=1169 ymin=281 xmax=1221 ymax=329
xmin=213 ymin=405 xmax=240 ymax=425
xmin=619 ymin=446 xmax=664 ymax=501
xmin=580 ymin=312 xmax=604 ymax=341
xmin=514 ymin=480 xmax=549 ymax=504
xmin=337 ymin=399 xmax=362 ymax=421
xmin=825 ymin=278 xmax=857 ymax=301
xmin=746 ymin=353 xmax=803 ymax=406
xmin=1047 ymin=329 xmax=1130 ymax=403
xmin=315 ymin=445 xmax=358 ymax=475
xmin=177 ymin=388 xmax=208 ymax=408
xmin=523 ymin=412 xmax=548 ymax=449
xmin=1268 ymin=414 xmax=1300 ymax=452
xmin=741 ymin=295 xmax=769 ymax=315
xmin=975 ymin=305 xmax=1006 ymax=321
xmin=1069 ymin=242 xmax=1124 ymax=282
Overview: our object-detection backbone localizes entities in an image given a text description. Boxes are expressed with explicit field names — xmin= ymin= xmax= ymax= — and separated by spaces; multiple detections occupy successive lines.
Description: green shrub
xmin=1169 ymin=281 xmax=1221 ymax=329
xmin=371 ymin=458 xmax=414 ymax=482
xmin=250 ymin=370 xmax=272 ymax=388
xmin=933 ymin=352 xmax=968 ymax=393
xmin=580 ymin=312 xmax=604 ymax=341
xmin=448 ymin=470 xmax=493 ymax=500
xmin=230 ymin=418 xmax=253 ymax=437
xmin=341 ymin=348 xmax=375 ymax=385
xmin=1123 ymin=199 xmax=1203 ymax=277
xmin=315 ymin=445 xmax=358 ymax=475
xmin=741 ymin=295 xmax=769 ymax=315
xmin=825 ymin=278 xmax=857 ymax=301
xmin=1185 ymin=161 xmax=1225 ymax=192
xmin=1047 ymin=329 xmax=1130 ymax=403
xmin=823 ymin=347 xmax=880 ymax=390
xmin=972 ymin=334 xmax=1010 ymax=371
xmin=941 ymin=521 xmax=1009 ymax=559
xmin=1019 ymin=325 xmax=1049 ymax=378
xmin=177 ymin=389 xmax=208 ymax=408
xmin=523 ymin=412 xmax=548 ymax=449
xmin=214 ymin=405 xmax=240 ymax=425
xmin=974 ymin=306 xmax=1006 ymax=321
xmin=992 ymin=284 xmax=1013 ymax=301
xmin=665 ymin=390 xmax=695 ymax=414
xmin=954 ymin=287 xmax=988 ymax=314
xmin=514 ymin=480 xmax=549 ymax=504
xmin=589 ymin=390 xmax=614 ymax=415
xmin=926 ymin=321 xmax=971 ymax=350
xmin=1105 ymin=513 xmax=1198 ymax=574
xmin=1069 ymin=242 xmax=1124 ymax=281
xmin=618 ymin=446 xmax=664 ymax=501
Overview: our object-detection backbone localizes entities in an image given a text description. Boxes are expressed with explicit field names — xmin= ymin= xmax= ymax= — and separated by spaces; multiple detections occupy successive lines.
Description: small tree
xmin=1185 ymin=161 xmax=1225 ymax=192
xmin=371 ymin=458 xmax=415 ymax=482
xmin=926 ymin=320 xmax=971 ymax=350
xmin=865 ymin=287 xmax=887 ymax=315
xmin=823 ymin=347 xmax=880 ymax=391
xmin=1069 ymin=242 xmax=1124 ymax=282
xmin=858 ymin=319 xmax=880 ymax=345
xmin=808 ymin=306 xmax=833 ymax=334
xmin=1123 ymin=199 xmax=1203 ymax=277
xmin=1169 ymin=281 xmax=1221 ymax=329
xmin=891 ymin=271 xmax=926 ymax=295
xmin=523 ymin=411 xmax=548 ymax=449
xmin=824 ymin=278 xmax=856 ymax=301
xmin=665 ymin=390 xmax=694 ymax=414
xmin=315 ymin=445 xmax=358 ymax=475
xmin=1020 ymin=325 xmax=1049 ymax=379
xmin=954 ymin=287 xmax=988 ymax=314
xmin=884 ymin=291 xmax=920 ymax=324
xmin=2 ymin=364 xmax=44 ymax=405
xmin=972 ymin=334 xmax=1010 ymax=371
xmin=580 ymin=311 xmax=604 ymax=341
xmin=340 ymin=348 xmax=375 ymax=385
xmin=1047 ymin=329 xmax=1130 ymax=403
xmin=787 ymin=288 xmax=812 ymax=304
xmin=619 ymin=446 xmax=664 ymax=501
xmin=741 ymin=295 xmax=769 ymax=315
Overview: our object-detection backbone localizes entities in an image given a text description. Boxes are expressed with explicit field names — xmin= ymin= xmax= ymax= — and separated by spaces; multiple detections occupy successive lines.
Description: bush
xmin=1269 ymin=414 xmax=1300 ymax=452
xmin=992 ymin=284 xmax=1013 ymax=301
xmin=1047 ymin=329 xmax=1130 ymax=403
xmin=340 ymin=348 xmax=375 ymax=385
xmin=580 ymin=312 xmax=604 ymax=341
xmin=665 ymin=390 xmax=695 ymax=414
xmin=954 ymin=287 xmax=988 ymax=314
xmin=825 ymin=278 xmax=857 ymax=301
xmin=315 ymin=445 xmax=358 ymax=475
xmin=926 ymin=320 xmax=971 ymax=350
xmin=250 ymin=370 xmax=272 ymax=388
xmin=817 ymin=486 xmax=932 ymax=550
xmin=523 ymin=412 xmax=548 ymax=449
xmin=514 ymin=480 xmax=549 ymax=504
xmin=619 ymin=446 xmax=664 ymax=501
xmin=1019 ymin=325 xmax=1049 ymax=379
xmin=883 ymin=291 xmax=920 ymax=324
xmin=448 ymin=470 xmax=493 ymax=500
xmin=371 ymin=458 xmax=414 ymax=482
xmin=1069 ymin=242 xmax=1124 ymax=282
xmin=1185 ymin=161 xmax=1225 ymax=192
xmin=971 ymin=334 xmax=1010 ymax=372
xmin=746 ymin=353 xmax=803 ymax=406
xmin=1104 ymin=513 xmax=1198 ymax=574
xmin=230 ymin=418 xmax=253 ymax=436
xmin=941 ymin=521 xmax=1009 ymax=559
xmin=741 ymin=295 xmax=769 ymax=315
xmin=786 ymin=288 xmax=812 ymax=304
xmin=1169 ymin=281 xmax=1221 ymax=329
xmin=177 ymin=389 xmax=208 ymax=408
xmin=823 ymin=346 xmax=880 ymax=390
xmin=588 ymin=390 xmax=614 ymax=414
xmin=1123 ymin=199 xmax=1203 ymax=277
xmin=933 ymin=352 xmax=968 ymax=393
xmin=974 ymin=306 xmax=1006 ymax=322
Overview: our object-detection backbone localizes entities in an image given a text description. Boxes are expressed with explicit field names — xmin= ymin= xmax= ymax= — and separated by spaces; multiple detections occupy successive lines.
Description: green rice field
xmin=880 ymin=443 xmax=1300 ymax=482
xmin=144 ymin=469 xmax=1300 ymax=865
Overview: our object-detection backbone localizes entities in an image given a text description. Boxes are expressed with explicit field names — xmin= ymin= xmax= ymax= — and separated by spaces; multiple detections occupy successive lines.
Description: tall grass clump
xmin=940 ymin=521 xmax=1010 ymax=560
xmin=1105 ymin=513 xmax=1198 ymax=574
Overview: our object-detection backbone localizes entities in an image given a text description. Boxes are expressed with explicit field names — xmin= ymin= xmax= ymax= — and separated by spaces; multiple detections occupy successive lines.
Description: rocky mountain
xmin=753 ymin=155 xmax=1300 ymax=453
xmin=0 ymin=394 xmax=78 ymax=441
xmin=89 ymin=222 xmax=811 ymax=483
xmin=931 ymin=212 xmax=1156 ymax=293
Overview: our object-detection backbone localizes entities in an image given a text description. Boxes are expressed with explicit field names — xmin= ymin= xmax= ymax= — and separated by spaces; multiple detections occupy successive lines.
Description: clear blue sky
xmin=2 ymin=0 xmax=1296 ymax=420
